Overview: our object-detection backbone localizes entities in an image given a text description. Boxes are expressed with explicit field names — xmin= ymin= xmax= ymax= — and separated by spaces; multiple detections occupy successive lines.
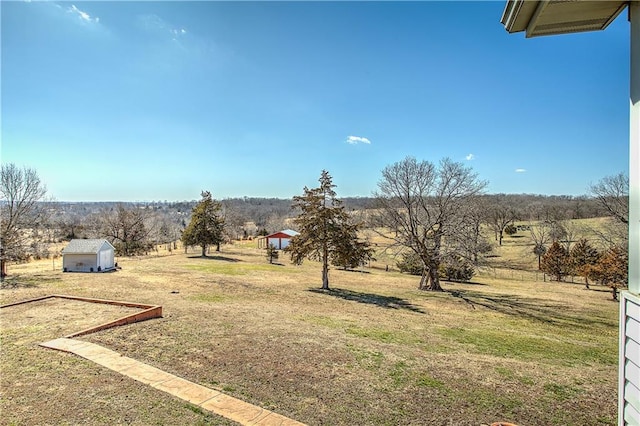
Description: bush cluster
xmin=396 ymin=252 xmax=474 ymax=282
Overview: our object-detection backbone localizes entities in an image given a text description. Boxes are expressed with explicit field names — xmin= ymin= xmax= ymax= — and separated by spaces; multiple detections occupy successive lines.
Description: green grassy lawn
xmin=0 ymin=241 xmax=620 ymax=425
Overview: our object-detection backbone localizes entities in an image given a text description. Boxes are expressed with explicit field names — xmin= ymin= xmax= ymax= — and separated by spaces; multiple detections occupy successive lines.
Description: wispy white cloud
xmin=346 ymin=135 xmax=371 ymax=145
xmin=515 ymin=168 xmax=527 ymax=173
xmin=139 ymin=14 xmax=188 ymax=41
xmin=466 ymin=153 xmax=475 ymax=161
xmin=68 ymin=4 xmax=99 ymax=24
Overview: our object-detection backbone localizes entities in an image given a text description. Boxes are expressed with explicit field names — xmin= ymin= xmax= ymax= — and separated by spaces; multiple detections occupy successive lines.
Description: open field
xmin=0 ymin=242 xmax=619 ymax=425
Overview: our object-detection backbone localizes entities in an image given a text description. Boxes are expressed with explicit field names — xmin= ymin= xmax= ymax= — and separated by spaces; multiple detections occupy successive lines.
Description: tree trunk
xmin=321 ymin=245 xmax=329 ymax=290
xmin=498 ymin=230 xmax=503 ymax=246
xmin=0 ymin=246 xmax=6 ymax=280
xmin=418 ymin=269 xmax=427 ymax=290
xmin=425 ymin=266 xmax=443 ymax=291
xmin=216 ymin=243 xmax=220 ymax=252
xmin=201 ymin=244 xmax=207 ymax=257
xmin=423 ymin=232 xmax=444 ymax=291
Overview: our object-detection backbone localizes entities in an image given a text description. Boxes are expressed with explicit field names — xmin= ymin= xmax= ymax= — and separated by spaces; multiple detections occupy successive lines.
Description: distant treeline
xmin=50 ymin=193 xmax=610 ymax=231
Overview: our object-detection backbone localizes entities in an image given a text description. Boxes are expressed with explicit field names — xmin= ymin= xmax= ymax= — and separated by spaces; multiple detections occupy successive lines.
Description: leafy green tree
xmin=266 ymin=244 xmax=279 ymax=264
xmin=182 ymin=191 xmax=225 ymax=257
xmin=540 ymin=241 xmax=569 ymax=282
xmin=569 ymin=238 xmax=600 ymax=289
xmin=287 ymin=170 xmax=369 ymax=289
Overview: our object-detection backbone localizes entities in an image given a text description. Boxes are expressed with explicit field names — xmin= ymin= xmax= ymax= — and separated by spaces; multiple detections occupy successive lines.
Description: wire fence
xmin=477 ymin=267 xmax=588 ymax=284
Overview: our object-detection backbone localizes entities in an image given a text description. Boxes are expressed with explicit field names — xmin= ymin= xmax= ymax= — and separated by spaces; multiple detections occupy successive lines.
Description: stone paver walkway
xmin=41 ymin=338 xmax=306 ymax=426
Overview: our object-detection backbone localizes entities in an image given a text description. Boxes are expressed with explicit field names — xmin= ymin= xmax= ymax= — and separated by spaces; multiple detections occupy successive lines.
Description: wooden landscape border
xmin=0 ymin=294 xmax=162 ymax=338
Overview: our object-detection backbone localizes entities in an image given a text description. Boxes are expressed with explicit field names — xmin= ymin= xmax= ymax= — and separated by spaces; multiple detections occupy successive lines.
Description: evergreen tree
xmin=439 ymin=255 xmax=475 ymax=282
xmin=540 ymin=241 xmax=569 ymax=282
xmin=331 ymin=222 xmax=375 ymax=270
xmin=569 ymin=238 xmax=600 ymax=289
xmin=266 ymin=244 xmax=279 ymax=264
xmin=182 ymin=191 xmax=225 ymax=257
xmin=504 ymin=224 xmax=517 ymax=236
xmin=592 ymin=245 xmax=628 ymax=300
xmin=288 ymin=170 xmax=370 ymax=289
xmin=396 ymin=251 xmax=424 ymax=276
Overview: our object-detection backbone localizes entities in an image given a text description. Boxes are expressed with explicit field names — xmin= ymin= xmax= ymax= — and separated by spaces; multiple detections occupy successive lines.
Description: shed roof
xmin=62 ymin=239 xmax=114 ymax=254
xmin=266 ymin=229 xmax=299 ymax=238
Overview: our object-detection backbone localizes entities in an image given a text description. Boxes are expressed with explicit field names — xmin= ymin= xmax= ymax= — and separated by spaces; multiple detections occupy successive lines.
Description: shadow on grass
xmin=448 ymin=289 xmax=616 ymax=328
xmin=187 ymin=255 xmax=241 ymax=262
xmin=308 ymin=288 xmax=426 ymax=314
xmin=0 ymin=275 xmax=39 ymax=289
xmin=445 ymin=279 xmax=487 ymax=286
xmin=336 ymin=269 xmax=371 ymax=274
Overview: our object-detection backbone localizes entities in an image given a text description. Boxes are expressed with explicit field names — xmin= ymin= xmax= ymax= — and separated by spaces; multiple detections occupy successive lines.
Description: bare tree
xmin=265 ymin=214 xmax=288 ymax=235
xmin=486 ymin=198 xmax=517 ymax=246
xmin=454 ymin=196 xmax=492 ymax=265
xmin=374 ymin=157 xmax=486 ymax=291
xmin=220 ymin=202 xmax=248 ymax=241
xmin=529 ymin=222 xmax=551 ymax=270
xmin=101 ymin=204 xmax=153 ymax=256
xmin=589 ymin=173 xmax=629 ymax=225
xmin=0 ymin=164 xmax=48 ymax=279
xmin=558 ymin=220 xmax=581 ymax=253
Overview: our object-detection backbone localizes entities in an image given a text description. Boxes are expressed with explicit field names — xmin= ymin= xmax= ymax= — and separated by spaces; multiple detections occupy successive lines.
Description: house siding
xmin=620 ymin=291 xmax=640 ymax=425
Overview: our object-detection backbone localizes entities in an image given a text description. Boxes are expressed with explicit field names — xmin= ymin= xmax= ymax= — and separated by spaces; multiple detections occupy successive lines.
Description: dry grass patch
xmin=0 ymin=245 xmax=619 ymax=426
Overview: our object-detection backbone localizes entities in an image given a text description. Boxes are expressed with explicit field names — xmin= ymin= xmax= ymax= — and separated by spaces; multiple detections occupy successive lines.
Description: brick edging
xmin=1 ymin=294 xmax=162 ymax=337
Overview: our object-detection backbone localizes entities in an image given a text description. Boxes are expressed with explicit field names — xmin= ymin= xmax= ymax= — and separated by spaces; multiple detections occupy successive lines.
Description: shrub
xmin=266 ymin=244 xmax=279 ymax=264
xmin=396 ymin=252 xmax=423 ymax=276
xmin=504 ymin=224 xmax=517 ymax=236
xmin=439 ymin=256 xmax=474 ymax=282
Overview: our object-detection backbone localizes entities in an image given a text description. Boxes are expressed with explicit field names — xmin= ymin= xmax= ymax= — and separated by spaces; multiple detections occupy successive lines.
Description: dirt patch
xmin=1 ymin=297 xmax=144 ymax=343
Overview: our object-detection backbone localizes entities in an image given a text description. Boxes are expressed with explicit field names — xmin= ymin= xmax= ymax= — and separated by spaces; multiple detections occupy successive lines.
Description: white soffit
xmin=501 ymin=0 xmax=628 ymax=38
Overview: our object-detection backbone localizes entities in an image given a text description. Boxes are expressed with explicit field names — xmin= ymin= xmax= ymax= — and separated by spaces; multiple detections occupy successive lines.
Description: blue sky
xmin=1 ymin=1 xmax=630 ymax=202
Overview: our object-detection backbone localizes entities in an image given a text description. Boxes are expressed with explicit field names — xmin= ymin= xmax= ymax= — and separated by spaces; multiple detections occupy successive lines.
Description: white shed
xmin=62 ymin=239 xmax=116 ymax=273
